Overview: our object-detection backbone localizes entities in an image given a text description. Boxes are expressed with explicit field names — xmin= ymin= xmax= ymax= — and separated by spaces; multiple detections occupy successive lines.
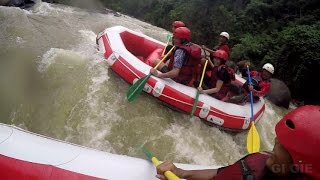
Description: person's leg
xmin=152 ymin=59 xmax=166 ymax=71
xmin=227 ymin=88 xmax=248 ymax=104
xmin=227 ymin=82 xmax=243 ymax=95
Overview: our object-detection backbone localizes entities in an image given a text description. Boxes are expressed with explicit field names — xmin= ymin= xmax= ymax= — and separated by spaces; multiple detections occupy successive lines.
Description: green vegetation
xmin=52 ymin=0 xmax=320 ymax=104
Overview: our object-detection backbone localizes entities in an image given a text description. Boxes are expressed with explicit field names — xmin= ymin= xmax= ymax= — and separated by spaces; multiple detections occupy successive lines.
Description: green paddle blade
xmin=127 ymin=74 xmax=151 ymax=102
xmin=246 ymin=122 xmax=260 ymax=154
xmin=166 ymin=34 xmax=173 ymax=43
xmin=190 ymin=60 xmax=208 ymax=116
xmin=142 ymin=146 xmax=153 ymax=161
xmin=190 ymin=91 xmax=200 ymax=116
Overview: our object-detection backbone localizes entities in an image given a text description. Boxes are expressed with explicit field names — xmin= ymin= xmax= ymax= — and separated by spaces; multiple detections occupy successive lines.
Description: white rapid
xmin=0 ymin=2 xmax=290 ymax=168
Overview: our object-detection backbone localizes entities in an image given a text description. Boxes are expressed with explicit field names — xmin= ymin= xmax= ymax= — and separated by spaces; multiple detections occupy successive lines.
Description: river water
xmin=0 ymin=2 xmax=290 ymax=167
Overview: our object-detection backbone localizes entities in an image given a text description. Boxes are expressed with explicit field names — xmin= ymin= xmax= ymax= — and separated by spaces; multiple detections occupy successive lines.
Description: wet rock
xmin=266 ymin=78 xmax=291 ymax=109
xmin=0 ymin=0 xmax=10 ymax=6
xmin=1 ymin=0 xmax=35 ymax=8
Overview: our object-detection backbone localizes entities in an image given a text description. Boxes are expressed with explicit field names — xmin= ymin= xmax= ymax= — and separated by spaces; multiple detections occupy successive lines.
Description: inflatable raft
xmin=96 ymin=26 xmax=265 ymax=131
xmin=0 ymin=123 xmax=217 ymax=179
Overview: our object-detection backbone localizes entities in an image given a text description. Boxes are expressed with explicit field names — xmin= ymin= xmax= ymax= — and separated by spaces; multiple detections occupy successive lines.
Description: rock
xmin=266 ymin=78 xmax=291 ymax=109
xmin=1 ymin=0 xmax=35 ymax=8
xmin=0 ymin=0 xmax=10 ymax=5
xmin=6 ymin=0 xmax=25 ymax=6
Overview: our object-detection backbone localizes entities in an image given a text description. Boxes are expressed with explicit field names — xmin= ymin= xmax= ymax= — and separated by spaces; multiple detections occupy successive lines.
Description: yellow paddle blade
xmin=246 ymin=122 xmax=260 ymax=154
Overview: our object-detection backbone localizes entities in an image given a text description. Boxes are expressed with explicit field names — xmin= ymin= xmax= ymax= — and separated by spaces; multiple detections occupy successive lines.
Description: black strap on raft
xmin=240 ymin=159 xmax=255 ymax=180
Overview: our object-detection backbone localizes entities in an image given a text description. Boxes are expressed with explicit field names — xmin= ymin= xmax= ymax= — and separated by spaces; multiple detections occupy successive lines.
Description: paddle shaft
xmin=246 ymin=65 xmax=260 ymax=154
xmin=155 ymin=46 xmax=175 ymax=70
xmin=199 ymin=60 xmax=208 ymax=88
xmin=246 ymin=65 xmax=254 ymax=120
xmin=126 ymin=46 xmax=175 ymax=102
xmin=191 ymin=59 xmax=208 ymax=116
xmin=142 ymin=147 xmax=180 ymax=180
xmin=151 ymin=157 xmax=180 ymax=180
xmin=161 ymin=34 xmax=172 ymax=57
xmin=202 ymin=46 xmax=216 ymax=54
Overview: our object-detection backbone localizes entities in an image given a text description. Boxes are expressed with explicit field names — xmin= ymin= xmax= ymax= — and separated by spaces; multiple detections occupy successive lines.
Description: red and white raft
xmin=0 ymin=123 xmax=217 ymax=179
xmin=96 ymin=26 xmax=265 ymax=131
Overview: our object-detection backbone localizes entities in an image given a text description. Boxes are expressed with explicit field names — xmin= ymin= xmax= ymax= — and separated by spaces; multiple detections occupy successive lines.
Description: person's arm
xmin=156 ymin=161 xmax=218 ymax=180
xmin=178 ymin=169 xmax=218 ymax=180
xmin=159 ymin=48 xmax=186 ymax=78
xmin=158 ymin=68 xmax=180 ymax=78
xmin=248 ymin=71 xmax=270 ymax=97
xmin=202 ymin=45 xmax=215 ymax=54
xmin=151 ymin=48 xmax=185 ymax=79
xmin=150 ymin=68 xmax=180 ymax=79
xmin=252 ymin=81 xmax=270 ymax=97
xmin=201 ymin=80 xmax=223 ymax=94
xmin=207 ymin=58 xmax=214 ymax=68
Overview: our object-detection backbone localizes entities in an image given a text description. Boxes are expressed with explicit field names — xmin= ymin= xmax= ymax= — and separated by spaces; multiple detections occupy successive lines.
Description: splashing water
xmin=0 ymin=2 xmax=291 ymax=167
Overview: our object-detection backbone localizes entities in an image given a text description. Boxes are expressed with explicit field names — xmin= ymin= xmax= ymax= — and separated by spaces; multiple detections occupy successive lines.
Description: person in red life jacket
xmin=202 ymin=31 xmax=230 ymax=57
xmin=200 ymin=32 xmax=230 ymax=75
xmin=198 ymin=50 xmax=235 ymax=101
xmin=246 ymin=63 xmax=273 ymax=96
xmin=228 ymin=63 xmax=274 ymax=104
xmin=155 ymin=105 xmax=320 ymax=180
xmin=237 ymin=60 xmax=254 ymax=78
xmin=162 ymin=21 xmax=187 ymax=56
xmin=150 ymin=27 xmax=202 ymax=86
xmin=214 ymin=32 xmax=230 ymax=54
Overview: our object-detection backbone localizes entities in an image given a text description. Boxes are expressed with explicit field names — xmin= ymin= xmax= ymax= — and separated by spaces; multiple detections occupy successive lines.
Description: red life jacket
xmin=213 ymin=152 xmax=271 ymax=180
xmin=244 ymin=74 xmax=262 ymax=92
xmin=209 ymin=65 xmax=235 ymax=100
xmin=218 ymin=44 xmax=230 ymax=55
xmin=168 ymin=43 xmax=201 ymax=86
xmin=243 ymin=71 xmax=271 ymax=97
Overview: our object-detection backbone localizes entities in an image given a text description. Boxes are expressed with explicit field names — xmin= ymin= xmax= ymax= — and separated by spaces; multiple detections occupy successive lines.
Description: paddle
xmin=161 ymin=34 xmax=173 ymax=57
xmin=191 ymin=59 xmax=208 ymax=116
xmin=127 ymin=46 xmax=175 ymax=102
xmin=246 ymin=65 xmax=260 ymax=154
xmin=142 ymin=147 xmax=180 ymax=180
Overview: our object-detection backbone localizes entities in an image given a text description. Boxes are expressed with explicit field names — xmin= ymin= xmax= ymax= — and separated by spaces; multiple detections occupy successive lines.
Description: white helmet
xmin=262 ymin=63 xmax=274 ymax=74
xmin=220 ymin=32 xmax=229 ymax=40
